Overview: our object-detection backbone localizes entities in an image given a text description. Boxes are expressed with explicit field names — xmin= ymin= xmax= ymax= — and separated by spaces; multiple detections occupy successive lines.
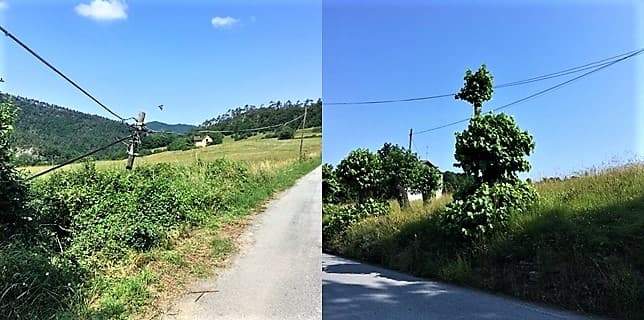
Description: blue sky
xmin=0 ymin=0 xmax=321 ymax=125
xmin=323 ymin=0 xmax=644 ymax=179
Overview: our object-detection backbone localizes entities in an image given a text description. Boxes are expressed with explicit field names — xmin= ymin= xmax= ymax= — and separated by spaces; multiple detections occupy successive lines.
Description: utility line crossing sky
xmin=323 ymin=0 xmax=644 ymax=179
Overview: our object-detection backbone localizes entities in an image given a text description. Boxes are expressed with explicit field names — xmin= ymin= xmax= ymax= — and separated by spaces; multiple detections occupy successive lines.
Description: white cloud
xmin=75 ymin=0 xmax=127 ymax=21
xmin=211 ymin=16 xmax=239 ymax=29
xmin=0 ymin=1 xmax=8 ymax=11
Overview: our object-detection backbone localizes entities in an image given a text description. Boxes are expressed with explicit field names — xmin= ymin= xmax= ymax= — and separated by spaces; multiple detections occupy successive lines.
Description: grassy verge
xmin=324 ymin=163 xmax=644 ymax=319
xmin=1 ymin=156 xmax=320 ymax=319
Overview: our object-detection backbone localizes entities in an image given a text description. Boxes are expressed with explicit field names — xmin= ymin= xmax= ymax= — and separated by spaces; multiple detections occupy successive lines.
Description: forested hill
xmin=0 ymin=92 xmax=131 ymax=165
xmin=200 ymin=99 xmax=322 ymax=132
xmin=146 ymin=121 xmax=195 ymax=134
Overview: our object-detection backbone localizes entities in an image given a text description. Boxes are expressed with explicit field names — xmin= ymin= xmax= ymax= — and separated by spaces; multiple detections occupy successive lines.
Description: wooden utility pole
xmin=408 ymin=128 xmax=413 ymax=151
xmin=299 ymin=105 xmax=308 ymax=161
xmin=126 ymin=112 xmax=146 ymax=170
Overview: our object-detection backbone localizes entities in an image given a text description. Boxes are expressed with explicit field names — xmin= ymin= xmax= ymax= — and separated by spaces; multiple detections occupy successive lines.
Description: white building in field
xmin=193 ymin=135 xmax=213 ymax=148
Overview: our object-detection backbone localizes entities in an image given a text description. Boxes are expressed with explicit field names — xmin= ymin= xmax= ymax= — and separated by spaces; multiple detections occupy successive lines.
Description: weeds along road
xmin=322 ymin=254 xmax=594 ymax=320
xmin=165 ymin=167 xmax=322 ymax=320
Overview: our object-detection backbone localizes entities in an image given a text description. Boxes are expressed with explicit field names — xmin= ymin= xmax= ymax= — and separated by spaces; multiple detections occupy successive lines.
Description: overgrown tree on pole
xmin=444 ymin=65 xmax=537 ymax=240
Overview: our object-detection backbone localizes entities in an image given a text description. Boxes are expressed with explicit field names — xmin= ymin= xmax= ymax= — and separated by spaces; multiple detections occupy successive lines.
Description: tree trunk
xmin=397 ymin=185 xmax=410 ymax=208
xmin=421 ymin=192 xmax=431 ymax=205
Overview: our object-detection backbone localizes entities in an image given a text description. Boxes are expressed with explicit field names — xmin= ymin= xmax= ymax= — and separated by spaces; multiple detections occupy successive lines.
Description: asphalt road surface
xmin=323 ymin=254 xmax=593 ymax=320
xmin=165 ymin=167 xmax=322 ymax=320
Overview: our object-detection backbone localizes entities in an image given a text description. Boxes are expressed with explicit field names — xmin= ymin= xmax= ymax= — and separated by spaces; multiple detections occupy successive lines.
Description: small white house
xmin=193 ymin=135 xmax=213 ymax=148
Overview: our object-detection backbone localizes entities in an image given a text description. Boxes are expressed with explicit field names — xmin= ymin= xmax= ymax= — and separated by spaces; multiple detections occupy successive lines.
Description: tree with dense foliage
xmin=442 ymin=171 xmax=475 ymax=195
xmin=210 ymin=132 xmax=224 ymax=145
xmin=0 ymin=100 xmax=27 ymax=240
xmin=445 ymin=66 xmax=537 ymax=240
xmin=377 ymin=143 xmax=419 ymax=208
xmin=411 ymin=160 xmax=442 ymax=204
xmin=322 ymin=164 xmax=341 ymax=203
xmin=455 ymin=65 xmax=494 ymax=116
xmin=454 ymin=113 xmax=535 ymax=184
xmin=167 ymin=136 xmax=193 ymax=151
xmin=335 ymin=148 xmax=382 ymax=203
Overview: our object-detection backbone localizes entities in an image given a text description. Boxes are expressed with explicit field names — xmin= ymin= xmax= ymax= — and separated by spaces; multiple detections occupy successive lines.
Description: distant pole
xmin=126 ymin=112 xmax=146 ymax=170
xmin=408 ymin=128 xmax=413 ymax=151
xmin=299 ymin=105 xmax=308 ymax=161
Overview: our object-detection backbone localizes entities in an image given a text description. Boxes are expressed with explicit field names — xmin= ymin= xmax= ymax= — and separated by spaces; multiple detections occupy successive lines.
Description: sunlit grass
xmin=330 ymin=162 xmax=644 ymax=319
xmin=20 ymin=135 xmax=321 ymax=176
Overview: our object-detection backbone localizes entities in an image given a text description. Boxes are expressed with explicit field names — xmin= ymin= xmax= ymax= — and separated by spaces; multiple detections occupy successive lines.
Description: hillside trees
xmin=201 ymin=99 xmax=321 ymax=133
xmin=1 ymin=93 xmax=130 ymax=165
xmin=444 ymin=65 xmax=537 ymax=240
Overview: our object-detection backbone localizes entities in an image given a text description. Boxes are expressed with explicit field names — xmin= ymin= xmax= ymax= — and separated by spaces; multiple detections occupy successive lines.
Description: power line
xmin=0 ymin=25 xmax=126 ymax=121
xmin=27 ymin=134 xmax=135 ymax=181
xmin=413 ymin=48 xmax=644 ymax=136
xmin=324 ymin=48 xmax=642 ymax=106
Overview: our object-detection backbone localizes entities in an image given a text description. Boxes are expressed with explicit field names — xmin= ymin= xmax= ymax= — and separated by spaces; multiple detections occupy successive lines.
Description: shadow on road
xmin=322 ymin=255 xmax=587 ymax=320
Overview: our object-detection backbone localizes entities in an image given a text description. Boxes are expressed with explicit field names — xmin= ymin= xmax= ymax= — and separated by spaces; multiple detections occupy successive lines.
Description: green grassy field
xmin=21 ymin=133 xmax=321 ymax=175
xmin=325 ymin=163 xmax=644 ymax=319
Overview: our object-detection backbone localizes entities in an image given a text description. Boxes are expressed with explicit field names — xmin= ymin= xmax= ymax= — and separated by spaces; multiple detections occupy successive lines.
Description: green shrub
xmin=335 ymin=149 xmax=382 ymax=202
xmin=377 ymin=143 xmax=419 ymax=207
xmin=411 ymin=161 xmax=442 ymax=204
xmin=1 ymin=100 xmax=28 ymax=240
xmin=167 ymin=136 xmax=193 ymax=151
xmin=277 ymin=127 xmax=295 ymax=140
xmin=211 ymin=132 xmax=224 ymax=145
xmin=323 ymin=199 xmax=388 ymax=249
xmin=28 ymin=160 xmax=252 ymax=270
xmin=322 ymin=164 xmax=341 ymax=203
xmin=442 ymin=180 xmax=537 ymax=240
xmin=0 ymin=243 xmax=82 ymax=319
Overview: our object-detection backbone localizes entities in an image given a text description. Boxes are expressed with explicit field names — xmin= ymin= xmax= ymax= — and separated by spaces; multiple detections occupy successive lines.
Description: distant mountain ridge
xmin=146 ymin=121 xmax=196 ymax=134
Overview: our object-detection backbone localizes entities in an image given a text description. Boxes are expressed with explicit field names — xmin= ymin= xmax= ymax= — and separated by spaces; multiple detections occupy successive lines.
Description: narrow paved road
xmin=323 ymin=254 xmax=593 ymax=320
xmin=166 ymin=167 xmax=322 ymax=320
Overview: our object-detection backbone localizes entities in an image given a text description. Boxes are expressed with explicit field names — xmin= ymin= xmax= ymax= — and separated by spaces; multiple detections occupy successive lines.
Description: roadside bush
xmin=0 ymin=243 xmax=82 ymax=319
xmin=335 ymin=149 xmax=382 ymax=202
xmin=322 ymin=164 xmax=341 ymax=203
xmin=442 ymin=180 xmax=537 ymax=240
xmin=411 ymin=161 xmax=442 ymax=204
xmin=28 ymin=160 xmax=252 ymax=270
xmin=322 ymin=199 xmax=388 ymax=249
xmin=0 ymin=101 xmax=28 ymax=241
xmin=377 ymin=143 xmax=419 ymax=208
xmin=277 ymin=127 xmax=295 ymax=140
